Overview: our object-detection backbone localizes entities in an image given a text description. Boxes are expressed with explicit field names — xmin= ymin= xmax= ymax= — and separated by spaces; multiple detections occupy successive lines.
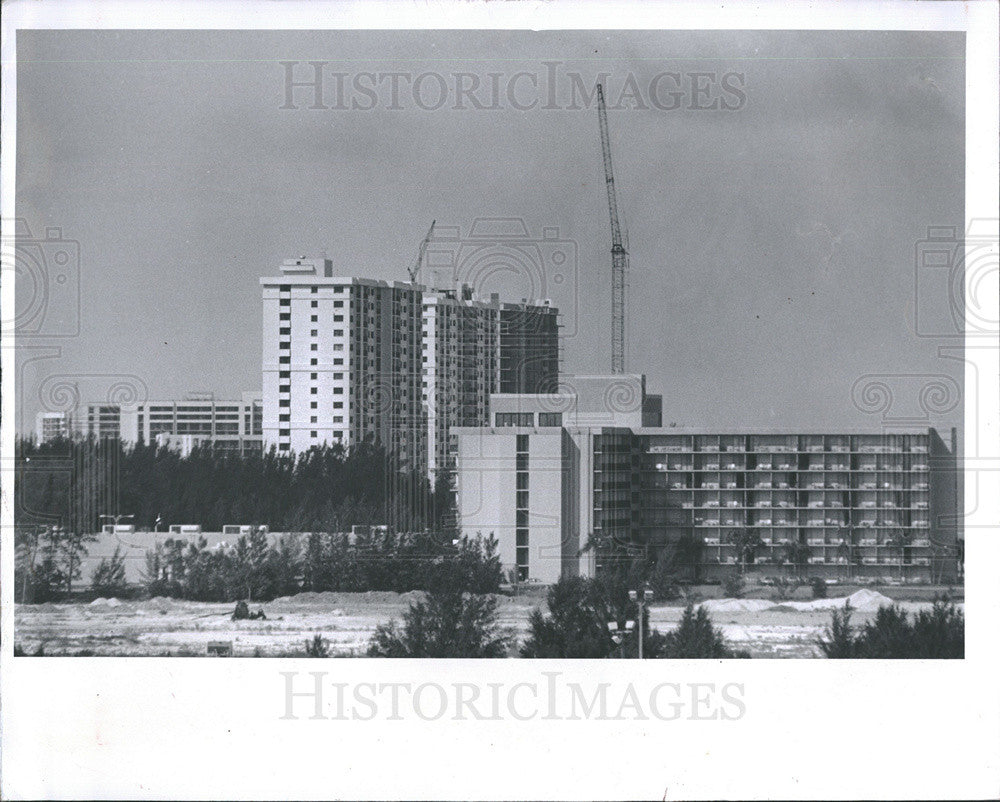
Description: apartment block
xmin=41 ymin=393 xmax=263 ymax=453
xmin=454 ymin=376 xmax=961 ymax=584
xmin=261 ymin=258 xmax=559 ymax=479
xmin=261 ymin=259 xmax=424 ymax=461
xmin=35 ymin=411 xmax=70 ymax=442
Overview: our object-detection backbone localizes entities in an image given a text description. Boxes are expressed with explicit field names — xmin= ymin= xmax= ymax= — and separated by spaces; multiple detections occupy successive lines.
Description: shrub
xmin=817 ymin=602 xmax=855 ymax=658
xmin=91 ymin=547 xmax=129 ymax=598
xmin=520 ymin=576 xmax=615 ymax=658
xmin=809 ymin=577 xmax=828 ymax=599
xmin=721 ymin=571 xmax=745 ymax=599
xmin=305 ymin=634 xmax=330 ymax=658
xmin=368 ymin=563 xmax=511 ymax=658
xmin=818 ymin=597 xmax=963 ymax=659
xmin=772 ymin=576 xmax=801 ymax=601
xmin=658 ymin=604 xmax=749 ymax=659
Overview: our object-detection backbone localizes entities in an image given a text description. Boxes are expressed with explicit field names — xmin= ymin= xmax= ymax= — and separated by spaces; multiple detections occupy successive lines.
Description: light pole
xmin=607 ymin=620 xmax=635 ymax=660
xmin=629 ymin=586 xmax=654 ymax=659
xmin=99 ymin=513 xmax=134 ymax=535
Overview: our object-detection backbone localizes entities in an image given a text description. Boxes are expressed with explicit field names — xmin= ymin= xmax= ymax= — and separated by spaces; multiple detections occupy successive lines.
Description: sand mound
xmin=773 ymin=589 xmax=895 ymax=612
xmin=89 ymin=597 xmax=122 ymax=608
xmin=700 ymin=598 xmax=775 ymax=614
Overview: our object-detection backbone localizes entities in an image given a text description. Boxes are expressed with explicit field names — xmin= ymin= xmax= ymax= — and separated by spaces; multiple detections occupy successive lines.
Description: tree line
xmin=16 ymin=435 xmax=452 ymax=534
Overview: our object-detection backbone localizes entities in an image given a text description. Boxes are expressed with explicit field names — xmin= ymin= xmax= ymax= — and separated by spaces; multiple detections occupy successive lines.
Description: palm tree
xmin=885 ymin=529 xmax=909 ymax=582
xmin=727 ymin=528 xmax=762 ymax=575
xmin=784 ymin=540 xmax=811 ymax=580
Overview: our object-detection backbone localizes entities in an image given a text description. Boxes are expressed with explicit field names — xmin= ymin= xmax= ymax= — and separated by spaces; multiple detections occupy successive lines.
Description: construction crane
xmin=596 ymin=84 xmax=628 ymax=374
xmin=407 ymin=220 xmax=436 ymax=283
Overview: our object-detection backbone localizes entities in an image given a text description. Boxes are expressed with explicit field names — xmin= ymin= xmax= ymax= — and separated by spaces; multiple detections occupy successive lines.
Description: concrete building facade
xmin=454 ymin=376 xmax=961 ymax=585
xmin=261 ymin=257 xmax=559 ymax=479
xmin=36 ymin=393 xmax=263 ymax=453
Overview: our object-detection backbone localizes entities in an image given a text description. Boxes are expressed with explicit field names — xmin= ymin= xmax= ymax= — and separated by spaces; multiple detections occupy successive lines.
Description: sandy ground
xmin=13 ymin=590 xmax=958 ymax=658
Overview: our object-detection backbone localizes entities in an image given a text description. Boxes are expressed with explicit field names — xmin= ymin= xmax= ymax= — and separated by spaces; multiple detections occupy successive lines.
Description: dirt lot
xmin=13 ymin=588 xmax=961 ymax=659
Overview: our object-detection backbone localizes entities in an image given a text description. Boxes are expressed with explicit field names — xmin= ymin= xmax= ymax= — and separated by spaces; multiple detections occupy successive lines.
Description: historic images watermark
xmin=279 ymin=62 xmax=747 ymax=112
xmin=280 ymin=671 xmax=747 ymax=722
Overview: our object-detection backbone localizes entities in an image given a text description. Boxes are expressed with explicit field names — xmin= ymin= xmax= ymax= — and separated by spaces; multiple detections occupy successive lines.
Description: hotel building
xmin=454 ymin=375 xmax=961 ymax=584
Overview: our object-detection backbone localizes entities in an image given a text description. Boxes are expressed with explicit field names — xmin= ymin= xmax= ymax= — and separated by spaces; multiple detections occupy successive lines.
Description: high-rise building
xmin=261 ymin=258 xmax=560 ymax=481
xmin=40 ymin=392 xmax=263 ymax=453
xmin=454 ymin=375 xmax=961 ymax=584
xmin=499 ymin=301 xmax=560 ymax=394
xmin=261 ymin=259 xmax=425 ymax=461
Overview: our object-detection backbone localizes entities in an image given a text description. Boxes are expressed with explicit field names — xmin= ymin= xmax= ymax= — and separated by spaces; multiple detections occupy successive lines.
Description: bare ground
xmin=13 ymin=591 xmax=957 ymax=658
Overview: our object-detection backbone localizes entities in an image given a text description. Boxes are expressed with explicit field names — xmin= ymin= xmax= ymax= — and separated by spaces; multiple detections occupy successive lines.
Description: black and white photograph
xmin=1 ymin=1 xmax=998 ymax=799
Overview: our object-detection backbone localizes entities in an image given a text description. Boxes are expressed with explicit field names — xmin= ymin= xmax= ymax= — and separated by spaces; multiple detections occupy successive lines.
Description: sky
xmin=14 ymin=29 xmax=965 ymax=435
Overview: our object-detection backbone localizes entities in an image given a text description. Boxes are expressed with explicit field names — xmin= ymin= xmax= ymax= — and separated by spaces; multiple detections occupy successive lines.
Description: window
xmin=334 ymin=315 xmax=344 ymax=322
xmin=516 ymin=434 xmax=529 ymax=452
xmin=279 ymin=399 xmax=290 ymax=407
xmin=310 ymin=344 xmax=318 ymax=351
xmin=516 ymin=490 xmax=529 ymax=509
xmin=310 ymin=401 xmax=317 ymax=409
xmin=280 ymin=285 xmax=290 ymax=292
xmin=310 ymin=373 xmax=317 ymax=380
xmin=496 ymin=412 xmax=534 ymax=427
xmin=333 ymin=387 xmax=343 ymax=394
xmin=516 ymin=473 xmax=529 ymax=490
xmin=310 ymin=416 xmax=317 ymax=423
xmin=279 ymin=371 xmax=290 ymax=379
xmin=279 ymin=428 xmax=290 ymax=437
xmin=516 ymin=529 xmax=529 ymax=547
xmin=311 ymin=300 xmax=318 ymax=308
xmin=333 ymin=402 xmax=343 ymax=409
xmin=311 ymin=287 xmax=318 ymax=294
xmin=333 ymin=416 xmax=344 ymax=423
xmin=279 ymin=384 xmax=290 ymax=393
xmin=279 ymin=341 xmax=290 ymax=350
xmin=311 ymin=329 xmax=318 ymax=337
xmin=334 ymin=358 xmax=343 ymax=365
xmin=311 ymin=430 xmax=318 ymax=438
xmin=334 ymin=329 xmax=344 ymax=336
xmin=279 ymin=443 xmax=290 ymax=451
xmin=516 ymin=510 xmax=529 ymax=528
xmin=279 ymin=356 xmax=290 ymax=364
xmin=279 ymin=327 xmax=291 ymax=336
xmin=279 ymin=299 xmax=290 ymax=307
xmin=332 ymin=345 xmax=343 ymax=352
xmin=334 ymin=300 xmax=344 ymax=308
xmin=311 ymin=315 xmax=318 ymax=323
xmin=310 ymin=358 xmax=317 ymax=365
xmin=279 ymin=414 xmax=290 ymax=422
xmin=538 ymin=412 xmax=562 ymax=427
xmin=280 ymin=312 xmax=290 ymax=321
xmin=516 ymin=453 xmax=529 ymax=472
xmin=310 ymin=387 xmax=318 ymax=395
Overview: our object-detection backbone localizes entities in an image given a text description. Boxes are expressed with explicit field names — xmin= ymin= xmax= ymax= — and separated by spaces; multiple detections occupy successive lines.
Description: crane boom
xmin=597 ymin=84 xmax=628 ymax=374
xmin=408 ymin=220 xmax=436 ymax=283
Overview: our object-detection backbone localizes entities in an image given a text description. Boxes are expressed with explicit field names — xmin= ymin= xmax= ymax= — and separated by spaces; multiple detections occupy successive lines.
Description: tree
xmin=885 ymin=529 xmax=909 ymax=582
xmin=783 ymin=540 xmax=811 ymax=579
xmin=58 ymin=528 xmax=99 ymax=593
xmin=673 ymin=533 xmax=705 ymax=582
xmin=367 ymin=563 xmax=512 ymax=658
xmin=818 ymin=598 xmax=963 ymax=659
xmin=520 ymin=576 xmax=615 ymax=658
xmin=91 ymin=546 xmax=129 ymax=597
xmin=727 ymin=528 xmax=762 ymax=574
xmin=658 ymin=604 xmax=748 ymax=658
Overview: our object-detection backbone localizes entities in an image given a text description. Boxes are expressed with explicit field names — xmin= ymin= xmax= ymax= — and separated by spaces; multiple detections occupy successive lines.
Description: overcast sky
xmin=15 ymin=29 xmax=964 ymax=435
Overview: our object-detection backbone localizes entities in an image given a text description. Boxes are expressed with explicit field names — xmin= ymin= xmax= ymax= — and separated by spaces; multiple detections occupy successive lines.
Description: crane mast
xmin=407 ymin=220 xmax=436 ymax=283
xmin=596 ymin=84 xmax=628 ymax=374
